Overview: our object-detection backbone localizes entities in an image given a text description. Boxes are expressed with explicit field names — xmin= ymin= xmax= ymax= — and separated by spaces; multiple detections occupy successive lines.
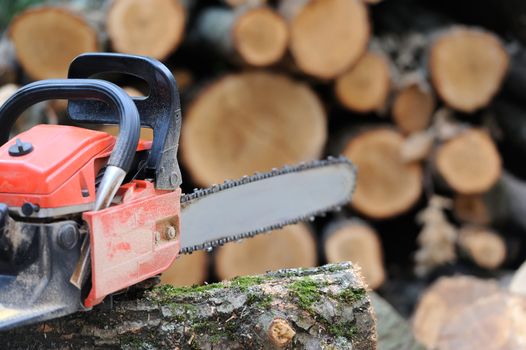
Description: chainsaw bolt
xmin=21 ymin=202 xmax=39 ymax=217
xmin=166 ymin=225 xmax=177 ymax=240
xmin=58 ymin=224 xmax=79 ymax=250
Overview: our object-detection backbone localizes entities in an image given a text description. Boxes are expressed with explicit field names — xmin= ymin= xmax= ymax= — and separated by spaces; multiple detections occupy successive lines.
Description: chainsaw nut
xmin=165 ymin=225 xmax=177 ymax=240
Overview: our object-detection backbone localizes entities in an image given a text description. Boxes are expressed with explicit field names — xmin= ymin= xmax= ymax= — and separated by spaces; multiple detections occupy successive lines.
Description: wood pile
xmin=4 ymin=0 xmax=526 ymax=347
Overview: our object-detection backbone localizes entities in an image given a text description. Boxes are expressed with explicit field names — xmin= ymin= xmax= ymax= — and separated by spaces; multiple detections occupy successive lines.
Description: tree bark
xmin=3 ymin=262 xmax=376 ymax=350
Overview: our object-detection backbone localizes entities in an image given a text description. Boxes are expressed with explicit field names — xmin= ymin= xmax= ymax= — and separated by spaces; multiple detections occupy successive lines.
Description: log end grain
xmin=335 ymin=51 xmax=391 ymax=113
xmin=233 ymin=7 xmax=288 ymax=66
xmin=343 ymin=128 xmax=423 ymax=219
xmin=436 ymin=129 xmax=501 ymax=194
xmin=160 ymin=250 xmax=208 ymax=287
xmin=107 ymin=0 xmax=186 ymax=60
xmin=458 ymin=226 xmax=506 ymax=270
xmin=429 ymin=26 xmax=509 ymax=113
xmin=392 ymin=84 xmax=435 ymax=134
xmin=453 ymin=194 xmax=492 ymax=225
xmin=324 ymin=220 xmax=385 ymax=290
xmin=412 ymin=275 xmax=501 ymax=349
xmin=287 ymin=0 xmax=370 ymax=79
xmin=9 ymin=7 xmax=98 ymax=79
xmin=181 ymin=72 xmax=326 ymax=186
xmin=214 ymin=223 xmax=317 ymax=280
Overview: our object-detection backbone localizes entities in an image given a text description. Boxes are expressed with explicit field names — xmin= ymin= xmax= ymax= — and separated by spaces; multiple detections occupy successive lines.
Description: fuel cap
xmin=9 ymin=139 xmax=33 ymax=157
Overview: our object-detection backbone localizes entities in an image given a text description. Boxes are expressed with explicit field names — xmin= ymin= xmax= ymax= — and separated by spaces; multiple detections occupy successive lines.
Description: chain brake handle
xmin=67 ymin=53 xmax=182 ymax=190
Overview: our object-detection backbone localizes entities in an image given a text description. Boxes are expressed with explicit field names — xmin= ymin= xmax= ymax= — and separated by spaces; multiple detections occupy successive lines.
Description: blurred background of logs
xmin=4 ymin=0 xmax=526 ymax=347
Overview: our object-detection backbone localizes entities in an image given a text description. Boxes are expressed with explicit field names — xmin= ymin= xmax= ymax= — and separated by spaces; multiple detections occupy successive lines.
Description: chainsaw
xmin=0 ymin=53 xmax=356 ymax=331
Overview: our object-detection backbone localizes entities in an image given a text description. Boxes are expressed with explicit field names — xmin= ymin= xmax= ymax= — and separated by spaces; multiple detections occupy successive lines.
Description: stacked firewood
xmin=3 ymin=0 xmax=526 ymax=347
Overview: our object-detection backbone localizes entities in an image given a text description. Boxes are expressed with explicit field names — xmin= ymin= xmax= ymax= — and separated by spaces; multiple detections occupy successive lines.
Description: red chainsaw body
xmin=0 ymin=124 xmax=181 ymax=308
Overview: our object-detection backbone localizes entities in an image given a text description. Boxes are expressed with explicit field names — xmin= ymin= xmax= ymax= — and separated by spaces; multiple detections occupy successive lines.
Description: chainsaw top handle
xmin=67 ymin=53 xmax=182 ymax=190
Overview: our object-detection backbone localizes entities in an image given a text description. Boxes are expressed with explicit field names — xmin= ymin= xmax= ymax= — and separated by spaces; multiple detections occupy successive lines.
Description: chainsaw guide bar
xmin=179 ymin=156 xmax=356 ymax=254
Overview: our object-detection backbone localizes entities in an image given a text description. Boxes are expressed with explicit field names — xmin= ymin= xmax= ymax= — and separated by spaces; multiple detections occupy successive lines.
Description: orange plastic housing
xmin=0 ymin=125 xmax=152 ymax=211
xmin=0 ymin=125 xmax=114 ymax=210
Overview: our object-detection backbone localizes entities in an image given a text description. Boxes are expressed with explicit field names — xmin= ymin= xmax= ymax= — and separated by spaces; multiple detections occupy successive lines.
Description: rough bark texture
xmin=3 ymin=263 xmax=376 ymax=350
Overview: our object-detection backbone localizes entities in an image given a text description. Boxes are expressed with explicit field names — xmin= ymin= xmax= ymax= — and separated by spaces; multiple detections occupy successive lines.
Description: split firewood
xmin=160 ymin=250 xmax=209 ymax=287
xmin=278 ymin=0 xmax=370 ymax=79
xmin=412 ymin=275 xmax=501 ymax=349
xmin=9 ymin=6 xmax=99 ymax=79
xmin=414 ymin=196 xmax=457 ymax=277
xmin=3 ymin=263 xmax=376 ymax=350
xmin=334 ymin=50 xmax=391 ymax=113
xmin=370 ymin=293 xmax=425 ymax=350
xmin=106 ymin=0 xmax=187 ymax=60
xmin=342 ymin=128 xmax=423 ymax=219
xmin=437 ymin=292 xmax=526 ymax=350
xmin=195 ymin=6 xmax=288 ymax=67
xmin=323 ymin=219 xmax=386 ymax=290
xmin=453 ymin=194 xmax=492 ymax=226
xmin=429 ymin=26 xmax=509 ymax=113
xmin=181 ymin=72 xmax=326 ymax=186
xmin=392 ymin=83 xmax=435 ymax=134
xmin=435 ymin=128 xmax=501 ymax=194
xmin=458 ymin=226 xmax=506 ymax=270
xmin=214 ymin=223 xmax=317 ymax=280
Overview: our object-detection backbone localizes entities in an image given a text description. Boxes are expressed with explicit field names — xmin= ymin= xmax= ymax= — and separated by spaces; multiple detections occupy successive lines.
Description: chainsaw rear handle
xmin=67 ymin=53 xmax=182 ymax=190
xmin=0 ymin=79 xmax=140 ymax=173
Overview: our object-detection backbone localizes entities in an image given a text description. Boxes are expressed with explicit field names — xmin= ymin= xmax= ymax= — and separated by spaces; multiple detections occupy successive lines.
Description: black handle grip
xmin=67 ymin=53 xmax=182 ymax=190
xmin=0 ymin=79 xmax=140 ymax=172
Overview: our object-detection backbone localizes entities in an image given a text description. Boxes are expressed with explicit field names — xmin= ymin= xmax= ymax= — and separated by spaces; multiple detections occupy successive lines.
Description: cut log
xmin=370 ymin=293 xmax=425 ymax=350
xmin=412 ymin=275 xmax=501 ymax=349
xmin=3 ymin=263 xmax=376 ymax=350
xmin=435 ymin=128 xmax=501 ymax=194
xmin=334 ymin=51 xmax=391 ymax=113
xmin=195 ymin=6 xmax=288 ymax=67
xmin=106 ymin=0 xmax=186 ymax=60
xmin=323 ymin=219 xmax=386 ymax=290
xmin=392 ymin=83 xmax=435 ymax=134
xmin=9 ymin=6 xmax=99 ymax=80
xmin=214 ymin=223 xmax=317 ymax=280
xmin=223 ymin=0 xmax=267 ymax=7
xmin=429 ymin=26 xmax=509 ymax=113
xmin=437 ymin=292 xmax=526 ymax=350
xmin=160 ymin=250 xmax=208 ymax=287
xmin=181 ymin=72 xmax=326 ymax=186
xmin=453 ymin=194 xmax=491 ymax=225
xmin=342 ymin=128 xmax=423 ymax=219
xmin=458 ymin=226 xmax=506 ymax=270
xmin=279 ymin=0 xmax=370 ymax=79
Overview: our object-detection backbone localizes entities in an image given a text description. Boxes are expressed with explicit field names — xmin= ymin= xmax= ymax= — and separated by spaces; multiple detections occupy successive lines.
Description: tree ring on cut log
xmin=287 ymin=0 xmax=370 ymax=79
xmin=233 ymin=7 xmax=288 ymax=66
xmin=214 ymin=223 xmax=317 ymax=280
xmin=334 ymin=51 xmax=391 ymax=113
xmin=429 ymin=26 xmax=509 ymax=113
xmin=181 ymin=72 xmax=326 ymax=186
xmin=343 ymin=128 xmax=423 ymax=219
xmin=106 ymin=0 xmax=186 ymax=60
xmin=436 ymin=129 xmax=501 ymax=194
xmin=9 ymin=7 xmax=98 ymax=79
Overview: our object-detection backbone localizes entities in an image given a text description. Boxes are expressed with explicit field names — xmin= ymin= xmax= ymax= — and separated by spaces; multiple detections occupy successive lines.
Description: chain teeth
xmin=179 ymin=156 xmax=356 ymax=254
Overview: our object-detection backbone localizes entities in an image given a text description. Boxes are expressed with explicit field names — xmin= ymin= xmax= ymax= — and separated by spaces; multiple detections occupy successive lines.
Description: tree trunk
xmin=341 ymin=127 xmax=423 ymax=219
xmin=180 ymin=72 xmax=327 ymax=187
xmin=3 ymin=262 xmax=377 ymax=350
xmin=278 ymin=0 xmax=370 ymax=79
xmin=8 ymin=5 xmax=100 ymax=80
xmin=428 ymin=26 xmax=509 ymax=113
xmin=106 ymin=0 xmax=187 ymax=60
xmin=214 ymin=223 xmax=317 ymax=281
xmin=323 ymin=219 xmax=386 ymax=290
xmin=194 ymin=6 xmax=288 ymax=67
xmin=334 ymin=50 xmax=391 ymax=113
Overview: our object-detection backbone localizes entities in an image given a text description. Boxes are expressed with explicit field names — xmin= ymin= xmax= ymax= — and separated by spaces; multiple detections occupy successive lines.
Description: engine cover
xmin=0 ymin=125 xmax=114 ymax=217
